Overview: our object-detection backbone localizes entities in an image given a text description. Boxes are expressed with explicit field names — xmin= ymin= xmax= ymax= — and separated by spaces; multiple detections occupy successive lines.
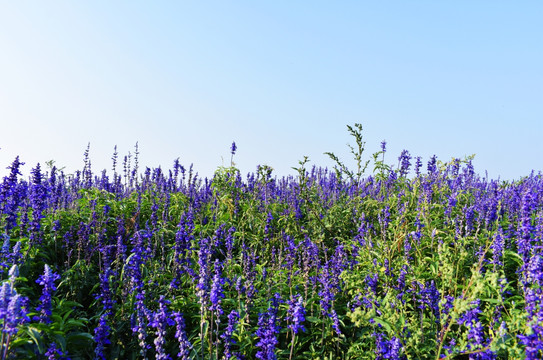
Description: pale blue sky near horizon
xmin=0 ymin=2 xmax=541 ymax=181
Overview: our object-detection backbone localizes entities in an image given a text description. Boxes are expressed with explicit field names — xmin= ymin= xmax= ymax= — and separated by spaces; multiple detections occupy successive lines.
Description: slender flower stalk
xmin=35 ymin=265 xmax=60 ymax=324
xmin=287 ymin=294 xmax=306 ymax=360
xmin=255 ymin=294 xmax=281 ymax=360
xmin=221 ymin=310 xmax=239 ymax=360
xmin=173 ymin=312 xmax=192 ymax=360
xmin=230 ymin=142 xmax=237 ymax=167
xmin=0 ymin=266 xmax=28 ymax=359
xmin=94 ymin=258 xmax=114 ymax=360
xmin=149 ymin=296 xmax=174 ymax=360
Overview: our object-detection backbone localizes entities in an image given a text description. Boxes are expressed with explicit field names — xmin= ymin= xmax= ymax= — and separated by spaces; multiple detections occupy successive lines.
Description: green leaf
xmin=24 ymin=326 xmax=45 ymax=354
xmin=53 ymin=334 xmax=67 ymax=352
xmin=481 ymin=298 xmax=500 ymax=304
xmin=372 ymin=317 xmax=393 ymax=334
xmin=66 ymin=332 xmax=94 ymax=343
xmin=9 ymin=337 xmax=33 ymax=347
xmin=306 ymin=316 xmax=321 ymax=324
xmin=504 ymin=250 xmax=523 ymax=265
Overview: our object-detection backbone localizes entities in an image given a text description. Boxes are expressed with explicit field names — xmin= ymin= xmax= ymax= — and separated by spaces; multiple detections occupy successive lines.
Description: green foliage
xmin=325 ymin=123 xmax=370 ymax=184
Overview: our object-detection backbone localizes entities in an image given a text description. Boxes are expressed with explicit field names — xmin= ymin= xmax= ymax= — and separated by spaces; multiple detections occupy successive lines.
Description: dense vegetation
xmin=1 ymin=125 xmax=542 ymax=359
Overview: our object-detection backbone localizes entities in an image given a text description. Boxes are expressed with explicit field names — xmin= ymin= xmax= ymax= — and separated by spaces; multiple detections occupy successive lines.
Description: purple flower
xmin=355 ymin=216 xmax=368 ymax=247
xmin=8 ymin=241 xmax=22 ymax=267
xmin=398 ymin=150 xmax=411 ymax=177
xmin=126 ymin=233 xmax=150 ymax=358
xmin=518 ymin=329 xmax=543 ymax=360
xmin=526 ymin=255 xmax=543 ymax=286
xmin=329 ymin=309 xmax=341 ymax=335
xmin=414 ymin=156 xmax=422 ymax=176
xmin=96 ymin=267 xmax=114 ymax=312
xmin=520 ymin=253 xmax=543 ymax=359
xmin=0 ymin=269 xmax=29 ymax=352
xmin=231 ymin=142 xmax=237 ymax=156
xmin=518 ymin=191 xmax=534 ymax=261
xmin=255 ymin=295 xmax=281 ymax=360
xmin=30 ymin=163 xmax=47 ymax=219
xmin=366 ymin=273 xmax=379 ymax=296
xmin=4 ymin=293 xmax=28 ymax=336
xmin=35 ymin=264 xmax=60 ymax=323
xmin=417 ymin=281 xmax=440 ymax=323
xmin=225 ymin=226 xmax=236 ymax=262
xmin=0 ymin=281 xmax=15 ymax=320
xmin=287 ymin=295 xmax=306 ymax=335
xmin=8 ymin=264 xmax=18 ymax=281
xmin=173 ymin=312 xmax=192 ymax=359
xmin=196 ymin=238 xmax=212 ymax=307
xmin=427 ymin=155 xmax=438 ymax=174
xmin=221 ymin=310 xmax=240 ymax=359
xmin=1 ymin=157 xmax=25 ymax=230
xmin=457 ymin=300 xmax=496 ymax=359
xmin=149 ymin=296 xmax=175 ymax=360
xmin=94 ymin=313 xmax=111 ymax=360
xmin=209 ymin=260 xmax=225 ymax=315
xmin=440 ymin=295 xmax=455 ymax=321
xmin=45 ymin=342 xmax=68 ymax=360
xmin=396 ymin=265 xmax=408 ymax=301
xmin=318 ymin=265 xmax=336 ymax=314
xmin=378 ymin=206 xmax=391 ymax=234
xmin=1 ymin=234 xmax=10 ymax=264
xmin=491 ymin=227 xmax=505 ymax=267
xmin=373 ymin=332 xmax=403 ymax=360
xmin=467 ymin=321 xmax=486 ymax=352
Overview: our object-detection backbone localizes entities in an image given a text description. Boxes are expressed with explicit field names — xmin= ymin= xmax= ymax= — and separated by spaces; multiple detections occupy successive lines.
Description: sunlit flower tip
xmin=1 ymin=234 xmax=10 ymax=253
xmin=398 ymin=150 xmax=411 ymax=176
xmin=288 ymin=295 xmax=307 ymax=334
xmin=36 ymin=264 xmax=61 ymax=323
xmin=8 ymin=264 xmax=19 ymax=279
xmin=231 ymin=141 xmax=237 ymax=155
xmin=5 ymin=294 xmax=29 ymax=335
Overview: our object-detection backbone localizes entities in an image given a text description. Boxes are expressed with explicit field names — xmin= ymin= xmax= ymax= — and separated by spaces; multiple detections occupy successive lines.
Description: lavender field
xmin=1 ymin=125 xmax=542 ymax=359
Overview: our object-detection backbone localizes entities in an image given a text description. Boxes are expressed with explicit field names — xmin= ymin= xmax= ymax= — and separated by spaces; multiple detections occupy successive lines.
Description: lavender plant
xmin=0 ymin=127 xmax=541 ymax=359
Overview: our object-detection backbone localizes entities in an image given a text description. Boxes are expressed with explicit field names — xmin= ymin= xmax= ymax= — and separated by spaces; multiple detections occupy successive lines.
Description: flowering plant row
xmin=0 ymin=127 xmax=542 ymax=359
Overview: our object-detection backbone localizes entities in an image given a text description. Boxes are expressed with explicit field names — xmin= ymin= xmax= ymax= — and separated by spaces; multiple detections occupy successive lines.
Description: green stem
xmin=200 ymin=306 xmax=206 ymax=360
xmin=289 ymin=332 xmax=296 ymax=360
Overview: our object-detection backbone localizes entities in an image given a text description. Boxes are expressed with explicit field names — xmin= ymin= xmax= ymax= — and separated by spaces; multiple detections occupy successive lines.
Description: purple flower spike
xmin=287 ymin=294 xmax=306 ymax=335
xmin=5 ymin=293 xmax=28 ymax=335
xmin=150 ymin=296 xmax=175 ymax=360
xmin=94 ymin=313 xmax=111 ymax=360
xmin=35 ymin=264 xmax=60 ymax=323
xmin=209 ymin=260 xmax=225 ymax=315
xmin=255 ymin=295 xmax=281 ymax=360
xmin=173 ymin=311 xmax=192 ymax=359
xmin=45 ymin=342 xmax=62 ymax=360
xmin=221 ymin=310 xmax=240 ymax=360
xmin=398 ymin=150 xmax=412 ymax=177
xmin=373 ymin=332 xmax=403 ymax=360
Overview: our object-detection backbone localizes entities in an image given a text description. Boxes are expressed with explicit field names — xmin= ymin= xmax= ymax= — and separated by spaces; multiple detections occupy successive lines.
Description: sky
xmin=0 ymin=1 xmax=542 ymax=181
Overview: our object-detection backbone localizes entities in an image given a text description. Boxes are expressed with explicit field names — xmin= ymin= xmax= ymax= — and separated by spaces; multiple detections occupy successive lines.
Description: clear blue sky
xmin=1 ymin=2 xmax=541 ymax=181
